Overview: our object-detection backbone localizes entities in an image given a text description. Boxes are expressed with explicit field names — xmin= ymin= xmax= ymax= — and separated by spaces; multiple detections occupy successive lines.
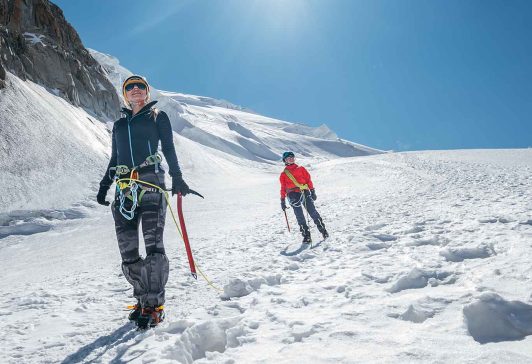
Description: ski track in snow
xmin=1 ymin=150 xmax=531 ymax=363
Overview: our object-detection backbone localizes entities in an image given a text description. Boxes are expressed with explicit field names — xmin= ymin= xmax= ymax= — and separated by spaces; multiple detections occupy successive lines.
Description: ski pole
xmin=283 ymin=209 xmax=291 ymax=232
xmin=177 ymin=192 xmax=197 ymax=279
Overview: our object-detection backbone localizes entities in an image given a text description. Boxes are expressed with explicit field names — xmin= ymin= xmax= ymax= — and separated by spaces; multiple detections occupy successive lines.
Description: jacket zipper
xmin=127 ymin=108 xmax=151 ymax=167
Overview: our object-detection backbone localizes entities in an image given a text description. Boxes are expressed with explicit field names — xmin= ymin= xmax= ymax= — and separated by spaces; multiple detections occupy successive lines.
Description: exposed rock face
xmin=0 ymin=0 xmax=119 ymax=119
xmin=0 ymin=61 xmax=5 ymax=88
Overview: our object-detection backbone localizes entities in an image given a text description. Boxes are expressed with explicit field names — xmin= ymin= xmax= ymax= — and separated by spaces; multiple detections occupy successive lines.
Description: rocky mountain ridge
xmin=0 ymin=0 xmax=118 ymax=120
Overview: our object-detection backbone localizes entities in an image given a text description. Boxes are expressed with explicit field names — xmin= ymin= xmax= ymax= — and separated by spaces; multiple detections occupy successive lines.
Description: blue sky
xmin=53 ymin=0 xmax=531 ymax=151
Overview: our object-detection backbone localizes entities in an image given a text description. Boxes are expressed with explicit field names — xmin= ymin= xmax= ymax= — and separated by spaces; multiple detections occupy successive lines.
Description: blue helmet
xmin=282 ymin=151 xmax=295 ymax=162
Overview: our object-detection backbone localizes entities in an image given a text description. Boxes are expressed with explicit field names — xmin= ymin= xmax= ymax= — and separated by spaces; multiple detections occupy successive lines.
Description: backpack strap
xmin=283 ymin=169 xmax=309 ymax=191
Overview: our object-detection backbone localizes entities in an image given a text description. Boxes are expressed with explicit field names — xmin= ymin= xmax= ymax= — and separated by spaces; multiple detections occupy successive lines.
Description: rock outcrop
xmin=0 ymin=60 xmax=5 ymax=88
xmin=0 ymin=0 xmax=119 ymax=119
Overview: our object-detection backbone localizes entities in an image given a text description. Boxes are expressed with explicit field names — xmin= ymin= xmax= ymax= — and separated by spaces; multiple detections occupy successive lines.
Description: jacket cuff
xmin=170 ymin=170 xmax=183 ymax=179
xmin=99 ymin=182 xmax=111 ymax=190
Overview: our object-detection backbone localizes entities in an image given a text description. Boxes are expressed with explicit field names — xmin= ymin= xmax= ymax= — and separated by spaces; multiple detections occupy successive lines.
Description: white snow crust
xmin=0 ymin=147 xmax=530 ymax=363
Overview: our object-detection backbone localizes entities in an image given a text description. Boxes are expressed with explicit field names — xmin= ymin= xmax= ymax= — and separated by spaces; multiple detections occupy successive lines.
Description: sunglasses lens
xmin=125 ymin=82 xmax=147 ymax=91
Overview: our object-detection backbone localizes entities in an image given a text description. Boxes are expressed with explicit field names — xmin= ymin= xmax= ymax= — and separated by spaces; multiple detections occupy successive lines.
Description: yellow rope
xmin=283 ymin=169 xmax=308 ymax=190
xmin=283 ymin=170 xmax=312 ymax=226
xmin=116 ymin=177 xmax=223 ymax=292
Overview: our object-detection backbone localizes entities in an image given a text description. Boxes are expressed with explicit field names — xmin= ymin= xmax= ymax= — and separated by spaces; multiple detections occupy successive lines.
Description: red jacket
xmin=279 ymin=163 xmax=314 ymax=199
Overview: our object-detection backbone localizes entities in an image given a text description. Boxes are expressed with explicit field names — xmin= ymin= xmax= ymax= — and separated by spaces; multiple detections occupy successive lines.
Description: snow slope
xmin=0 ymin=72 xmax=111 ymax=213
xmin=1 ymin=149 xmax=531 ymax=363
xmin=90 ymin=49 xmax=382 ymax=164
xmin=0 ymin=51 xmax=380 ymax=240
xmin=0 ymin=71 xmax=323 ymax=215
xmin=0 ymin=71 xmax=112 ymax=243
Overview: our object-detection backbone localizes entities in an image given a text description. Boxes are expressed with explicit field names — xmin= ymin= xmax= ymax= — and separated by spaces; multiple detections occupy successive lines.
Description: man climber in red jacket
xmin=279 ymin=151 xmax=329 ymax=243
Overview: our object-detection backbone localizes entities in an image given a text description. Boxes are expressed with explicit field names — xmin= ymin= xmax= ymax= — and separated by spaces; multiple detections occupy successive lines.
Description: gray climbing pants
xmin=111 ymin=170 xmax=169 ymax=308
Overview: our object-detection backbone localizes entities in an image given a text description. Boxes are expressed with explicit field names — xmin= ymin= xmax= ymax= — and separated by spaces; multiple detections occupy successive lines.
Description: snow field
xmin=1 ymin=149 xmax=531 ymax=363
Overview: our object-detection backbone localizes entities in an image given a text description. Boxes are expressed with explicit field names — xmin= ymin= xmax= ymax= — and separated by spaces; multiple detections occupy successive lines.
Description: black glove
xmin=281 ymin=198 xmax=287 ymax=211
xmin=97 ymin=185 xmax=110 ymax=206
xmin=172 ymin=175 xmax=190 ymax=196
xmin=310 ymin=189 xmax=317 ymax=201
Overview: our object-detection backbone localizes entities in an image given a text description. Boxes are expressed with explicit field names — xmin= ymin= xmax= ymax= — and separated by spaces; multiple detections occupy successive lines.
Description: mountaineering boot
xmin=136 ymin=306 xmax=165 ymax=330
xmin=128 ymin=302 xmax=142 ymax=322
xmin=317 ymin=220 xmax=329 ymax=239
xmin=300 ymin=224 xmax=312 ymax=244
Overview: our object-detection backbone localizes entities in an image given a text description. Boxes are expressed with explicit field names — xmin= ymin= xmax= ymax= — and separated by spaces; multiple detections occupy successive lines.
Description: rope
xmin=118 ymin=181 xmax=138 ymax=220
xmin=115 ymin=177 xmax=223 ymax=292
xmin=283 ymin=168 xmax=312 ymax=225
xmin=287 ymin=192 xmax=305 ymax=207
xmin=287 ymin=191 xmax=312 ymax=227
xmin=302 ymin=191 xmax=312 ymax=226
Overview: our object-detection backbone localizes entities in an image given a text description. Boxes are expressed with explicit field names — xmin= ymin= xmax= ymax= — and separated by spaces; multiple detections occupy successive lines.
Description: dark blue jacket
xmin=100 ymin=101 xmax=181 ymax=187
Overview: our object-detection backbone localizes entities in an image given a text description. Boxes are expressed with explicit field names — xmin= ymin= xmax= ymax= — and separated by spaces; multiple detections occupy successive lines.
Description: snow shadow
xmin=464 ymin=293 xmax=532 ymax=344
xmin=160 ymin=317 xmax=248 ymax=362
xmin=389 ymin=297 xmax=451 ymax=323
xmin=387 ymin=268 xmax=456 ymax=293
xmin=440 ymin=244 xmax=494 ymax=262
xmin=281 ymin=243 xmax=310 ymax=256
xmin=180 ymin=126 xmax=268 ymax=163
xmin=0 ymin=206 xmax=89 ymax=239
xmin=60 ymin=323 xmax=138 ymax=364
xmin=0 ymin=221 xmax=51 ymax=239
xmin=221 ymin=275 xmax=282 ymax=300
xmin=398 ymin=305 xmax=435 ymax=323
xmin=227 ymin=120 xmax=261 ymax=142
xmin=366 ymin=241 xmax=391 ymax=250
xmin=312 ymin=140 xmax=372 ymax=157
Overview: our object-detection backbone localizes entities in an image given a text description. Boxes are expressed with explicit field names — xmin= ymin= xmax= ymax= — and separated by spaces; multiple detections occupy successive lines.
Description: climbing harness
xmin=110 ymin=153 xmax=162 ymax=220
xmin=283 ymin=168 xmax=312 ymax=226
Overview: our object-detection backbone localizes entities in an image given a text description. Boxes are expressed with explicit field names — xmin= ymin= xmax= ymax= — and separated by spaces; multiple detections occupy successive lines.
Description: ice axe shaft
xmin=177 ymin=193 xmax=197 ymax=279
xmin=283 ymin=209 xmax=291 ymax=232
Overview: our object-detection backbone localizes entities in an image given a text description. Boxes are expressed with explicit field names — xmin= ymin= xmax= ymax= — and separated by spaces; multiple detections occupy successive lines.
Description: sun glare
xmin=243 ymin=0 xmax=312 ymax=41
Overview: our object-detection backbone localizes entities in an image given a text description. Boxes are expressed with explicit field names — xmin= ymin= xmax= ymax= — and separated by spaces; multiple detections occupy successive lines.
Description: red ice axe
xmin=283 ymin=209 xmax=291 ymax=232
xmin=176 ymin=190 xmax=203 ymax=280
